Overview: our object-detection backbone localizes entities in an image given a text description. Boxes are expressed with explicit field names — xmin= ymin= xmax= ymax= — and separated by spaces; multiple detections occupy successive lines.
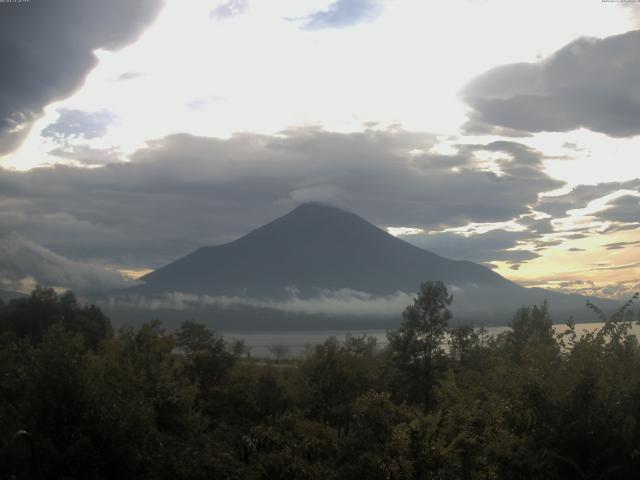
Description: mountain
xmin=136 ymin=203 xmax=516 ymax=296
xmin=117 ymin=203 xmax=617 ymax=326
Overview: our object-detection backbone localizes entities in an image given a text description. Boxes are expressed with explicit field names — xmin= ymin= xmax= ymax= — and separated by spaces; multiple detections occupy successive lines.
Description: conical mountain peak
xmin=288 ymin=201 xmax=346 ymax=214
xmin=136 ymin=204 xmax=511 ymax=297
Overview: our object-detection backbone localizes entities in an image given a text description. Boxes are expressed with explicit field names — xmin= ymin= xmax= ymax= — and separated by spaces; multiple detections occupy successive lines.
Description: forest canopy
xmin=1 ymin=283 xmax=639 ymax=479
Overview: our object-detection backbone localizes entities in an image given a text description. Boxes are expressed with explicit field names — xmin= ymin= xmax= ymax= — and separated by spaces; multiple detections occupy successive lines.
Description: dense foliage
xmin=1 ymin=283 xmax=639 ymax=479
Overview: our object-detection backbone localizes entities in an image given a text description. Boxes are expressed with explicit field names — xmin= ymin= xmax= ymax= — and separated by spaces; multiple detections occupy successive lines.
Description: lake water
xmin=222 ymin=322 xmax=640 ymax=359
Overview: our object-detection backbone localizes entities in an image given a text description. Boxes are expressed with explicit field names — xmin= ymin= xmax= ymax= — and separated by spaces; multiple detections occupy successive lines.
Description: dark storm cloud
xmin=42 ymin=109 xmax=117 ymax=141
xmin=0 ymin=128 xmax=562 ymax=269
xmin=462 ymin=30 xmax=640 ymax=137
xmin=0 ymin=0 xmax=163 ymax=155
xmin=298 ymin=0 xmax=381 ymax=29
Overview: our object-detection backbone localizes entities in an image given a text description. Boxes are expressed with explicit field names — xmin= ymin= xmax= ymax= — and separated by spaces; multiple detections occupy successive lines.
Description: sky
xmin=0 ymin=0 xmax=638 ymax=299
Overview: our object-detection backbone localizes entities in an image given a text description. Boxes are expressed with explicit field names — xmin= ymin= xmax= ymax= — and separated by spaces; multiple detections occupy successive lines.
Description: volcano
xmin=121 ymin=203 xmax=615 ymax=326
xmin=135 ymin=203 xmax=516 ymax=297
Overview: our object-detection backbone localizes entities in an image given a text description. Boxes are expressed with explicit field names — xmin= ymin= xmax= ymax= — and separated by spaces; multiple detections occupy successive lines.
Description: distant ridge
xmin=134 ymin=202 xmax=517 ymax=297
xmin=0 ymin=290 xmax=27 ymax=302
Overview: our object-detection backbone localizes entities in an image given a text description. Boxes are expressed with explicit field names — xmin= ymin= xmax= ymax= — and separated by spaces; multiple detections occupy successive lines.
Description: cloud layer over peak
xmin=0 ymin=127 xmax=561 ymax=270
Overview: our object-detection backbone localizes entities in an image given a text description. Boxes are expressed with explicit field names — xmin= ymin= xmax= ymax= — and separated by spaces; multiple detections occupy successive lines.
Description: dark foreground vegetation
xmin=1 ymin=284 xmax=639 ymax=479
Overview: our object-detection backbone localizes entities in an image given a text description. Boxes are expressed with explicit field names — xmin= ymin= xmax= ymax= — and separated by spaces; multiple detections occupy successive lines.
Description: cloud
xmin=592 ymin=194 xmax=640 ymax=224
xmin=108 ymin=288 xmax=414 ymax=317
xmin=0 ymin=232 xmax=132 ymax=293
xmin=620 ymin=3 xmax=640 ymax=27
xmin=602 ymin=240 xmax=640 ymax=250
xmin=107 ymin=282 xmax=624 ymax=321
xmin=537 ymin=179 xmax=640 ymax=217
xmin=42 ymin=109 xmax=121 ymax=166
xmin=0 ymin=127 xmax=562 ymax=269
xmin=185 ymin=96 xmax=223 ymax=111
xmin=42 ymin=109 xmax=117 ymax=141
xmin=48 ymin=145 xmax=122 ymax=166
xmin=116 ymin=71 xmax=145 ymax=82
xmin=529 ymin=277 xmax=638 ymax=300
xmin=559 ymin=280 xmax=592 ymax=288
xmin=597 ymin=282 xmax=640 ymax=299
xmin=298 ymin=0 xmax=381 ymax=29
xmin=462 ymin=30 xmax=640 ymax=137
xmin=209 ymin=0 xmax=248 ymax=20
xmin=401 ymin=229 xmax=539 ymax=264
xmin=591 ymin=262 xmax=640 ymax=272
xmin=0 ymin=0 xmax=163 ymax=155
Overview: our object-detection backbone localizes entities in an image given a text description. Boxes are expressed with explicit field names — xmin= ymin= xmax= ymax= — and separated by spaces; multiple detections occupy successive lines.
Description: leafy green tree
xmin=81 ymin=321 xmax=238 ymax=479
xmin=338 ymin=392 xmax=413 ymax=480
xmin=175 ymin=320 xmax=236 ymax=422
xmin=510 ymin=302 xmax=554 ymax=347
xmin=0 ymin=286 xmax=61 ymax=344
xmin=176 ymin=320 xmax=235 ymax=387
xmin=59 ymin=291 xmax=112 ymax=351
xmin=387 ymin=281 xmax=452 ymax=408
xmin=299 ymin=336 xmax=381 ymax=433
xmin=4 ymin=286 xmax=640 ymax=479
xmin=0 ymin=287 xmax=111 ymax=350
xmin=246 ymin=414 xmax=338 ymax=480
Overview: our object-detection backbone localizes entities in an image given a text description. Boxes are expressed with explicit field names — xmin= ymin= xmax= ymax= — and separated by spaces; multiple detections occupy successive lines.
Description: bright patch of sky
xmin=5 ymin=0 xmax=636 ymax=177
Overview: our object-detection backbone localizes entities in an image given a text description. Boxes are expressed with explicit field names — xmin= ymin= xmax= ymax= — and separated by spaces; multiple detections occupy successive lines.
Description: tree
xmin=0 ymin=287 xmax=112 ymax=350
xmin=387 ymin=281 xmax=452 ymax=408
xmin=300 ymin=336 xmax=381 ymax=433
xmin=268 ymin=344 xmax=290 ymax=363
xmin=338 ymin=392 xmax=413 ymax=480
xmin=505 ymin=301 xmax=558 ymax=364
xmin=175 ymin=320 xmax=235 ymax=415
xmin=511 ymin=301 xmax=553 ymax=345
xmin=59 ymin=291 xmax=112 ymax=351
xmin=448 ymin=324 xmax=484 ymax=367
xmin=175 ymin=320 xmax=216 ymax=355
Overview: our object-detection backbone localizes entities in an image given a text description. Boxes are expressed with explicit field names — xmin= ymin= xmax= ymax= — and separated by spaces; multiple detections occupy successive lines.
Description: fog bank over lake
xmin=225 ymin=322 xmax=640 ymax=359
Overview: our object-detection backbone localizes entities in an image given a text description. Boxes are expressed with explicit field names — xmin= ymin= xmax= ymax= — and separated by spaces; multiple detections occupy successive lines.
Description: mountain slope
xmin=0 ymin=290 xmax=27 ymax=302
xmin=136 ymin=203 xmax=518 ymax=297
